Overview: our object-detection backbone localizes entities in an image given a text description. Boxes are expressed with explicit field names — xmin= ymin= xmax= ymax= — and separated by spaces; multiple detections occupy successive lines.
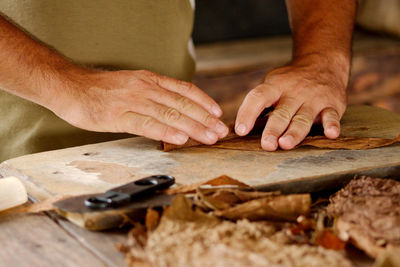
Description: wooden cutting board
xmin=1 ymin=105 xmax=400 ymax=202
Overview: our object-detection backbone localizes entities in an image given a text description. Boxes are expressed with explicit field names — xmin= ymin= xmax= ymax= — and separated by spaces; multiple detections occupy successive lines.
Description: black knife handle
xmin=84 ymin=175 xmax=175 ymax=209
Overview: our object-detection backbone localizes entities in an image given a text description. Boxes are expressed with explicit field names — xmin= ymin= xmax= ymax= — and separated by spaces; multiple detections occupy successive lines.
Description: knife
xmin=52 ymin=175 xmax=175 ymax=230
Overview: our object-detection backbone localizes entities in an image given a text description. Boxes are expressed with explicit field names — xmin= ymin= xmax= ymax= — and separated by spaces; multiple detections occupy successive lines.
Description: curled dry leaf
xmin=163 ymin=194 xmax=220 ymax=224
xmin=195 ymin=187 xmax=281 ymax=212
xmin=164 ymin=174 xmax=249 ymax=195
xmin=213 ymin=194 xmax=311 ymax=222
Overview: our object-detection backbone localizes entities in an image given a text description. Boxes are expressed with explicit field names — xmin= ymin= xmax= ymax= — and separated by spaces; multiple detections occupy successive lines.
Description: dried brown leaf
xmin=164 ymin=174 xmax=249 ymax=195
xmin=162 ymin=132 xmax=400 ymax=152
xmin=163 ymin=194 xmax=219 ymax=224
xmin=300 ymin=134 xmax=400 ymax=150
xmin=214 ymin=194 xmax=311 ymax=221
xmin=145 ymin=208 xmax=160 ymax=231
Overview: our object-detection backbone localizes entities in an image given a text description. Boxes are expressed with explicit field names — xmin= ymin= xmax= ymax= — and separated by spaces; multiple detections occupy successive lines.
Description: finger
xmin=235 ymin=84 xmax=281 ymax=136
xmin=119 ymin=112 xmax=189 ymax=145
xmin=147 ymin=87 xmax=229 ymax=138
xmin=129 ymin=99 xmax=219 ymax=145
xmin=153 ymin=74 xmax=223 ymax=118
xmin=261 ymin=97 xmax=302 ymax=151
xmin=321 ymin=107 xmax=341 ymax=139
xmin=278 ymin=106 xmax=317 ymax=150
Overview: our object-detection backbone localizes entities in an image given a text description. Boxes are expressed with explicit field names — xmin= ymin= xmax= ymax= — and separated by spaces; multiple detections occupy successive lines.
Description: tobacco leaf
xmin=145 ymin=208 xmax=160 ymax=231
xmin=327 ymin=176 xmax=400 ymax=258
xmin=161 ymin=116 xmax=269 ymax=152
xmin=0 ymin=195 xmax=69 ymax=217
xmin=195 ymin=187 xmax=281 ymax=211
xmin=163 ymin=194 xmax=219 ymax=225
xmin=213 ymin=194 xmax=311 ymax=221
xmin=300 ymin=134 xmax=400 ymax=150
xmin=162 ymin=133 xmax=400 ymax=152
xmin=164 ymin=174 xmax=249 ymax=195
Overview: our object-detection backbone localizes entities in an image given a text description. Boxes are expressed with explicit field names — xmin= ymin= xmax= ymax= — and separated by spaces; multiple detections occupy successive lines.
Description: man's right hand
xmin=50 ymin=69 xmax=229 ymax=145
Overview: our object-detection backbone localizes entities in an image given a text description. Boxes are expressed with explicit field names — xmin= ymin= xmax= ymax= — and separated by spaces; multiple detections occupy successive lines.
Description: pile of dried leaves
xmin=327 ymin=176 xmax=400 ymax=259
xmin=118 ymin=175 xmax=372 ymax=267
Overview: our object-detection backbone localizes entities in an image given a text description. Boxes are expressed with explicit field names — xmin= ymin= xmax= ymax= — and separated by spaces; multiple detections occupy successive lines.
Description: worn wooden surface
xmin=0 ymin=211 xmax=117 ymax=267
xmin=1 ymin=105 xmax=399 ymax=204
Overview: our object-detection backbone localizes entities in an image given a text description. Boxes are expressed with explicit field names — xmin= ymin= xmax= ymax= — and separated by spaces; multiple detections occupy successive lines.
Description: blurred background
xmin=191 ymin=0 xmax=400 ymax=122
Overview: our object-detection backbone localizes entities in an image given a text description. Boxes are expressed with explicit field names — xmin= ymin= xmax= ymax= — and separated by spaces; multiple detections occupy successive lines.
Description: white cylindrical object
xmin=0 ymin=176 xmax=28 ymax=211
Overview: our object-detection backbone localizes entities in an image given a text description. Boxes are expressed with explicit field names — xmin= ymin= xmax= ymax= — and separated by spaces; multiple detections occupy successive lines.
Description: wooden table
xmin=0 ymin=205 xmax=127 ymax=267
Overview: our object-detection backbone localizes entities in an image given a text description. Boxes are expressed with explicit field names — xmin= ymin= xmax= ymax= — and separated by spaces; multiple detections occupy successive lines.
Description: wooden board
xmin=0 ymin=105 xmax=400 ymax=201
xmin=0 ymin=212 xmax=109 ymax=267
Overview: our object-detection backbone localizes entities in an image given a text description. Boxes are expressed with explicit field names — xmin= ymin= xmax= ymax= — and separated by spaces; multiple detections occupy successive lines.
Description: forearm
xmin=286 ymin=0 xmax=356 ymax=84
xmin=0 ymin=15 xmax=85 ymax=109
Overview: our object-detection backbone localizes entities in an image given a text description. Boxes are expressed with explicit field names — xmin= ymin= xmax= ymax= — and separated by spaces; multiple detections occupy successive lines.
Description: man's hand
xmin=235 ymin=0 xmax=355 ymax=151
xmin=50 ymin=69 xmax=229 ymax=145
xmin=235 ymin=54 xmax=348 ymax=151
xmin=0 ymin=15 xmax=228 ymax=146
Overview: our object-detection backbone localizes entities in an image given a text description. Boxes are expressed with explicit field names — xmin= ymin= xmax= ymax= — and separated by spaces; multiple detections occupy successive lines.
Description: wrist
xmin=292 ymin=51 xmax=351 ymax=88
xmin=39 ymin=59 xmax=95 ymax=117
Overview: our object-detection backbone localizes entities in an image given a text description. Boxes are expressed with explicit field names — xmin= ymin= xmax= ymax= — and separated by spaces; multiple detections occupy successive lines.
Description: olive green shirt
xmin=0 ymin=0 xmax=195 ymax=161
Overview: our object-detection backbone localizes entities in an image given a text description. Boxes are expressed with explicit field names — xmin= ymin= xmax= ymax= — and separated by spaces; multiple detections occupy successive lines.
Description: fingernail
xmin=206 ymin=129 xmax=218 ymax=142
xmin=174 ymin=132 xmax=188 ymax=144
xmin=216 ymin=121 xmax=228 ymax=135
xmin=279 ymin=135 xmax=294 ymax=146
xmin=263 ymin=135 xmax=277 ymax=150
xmin=236 ymin=124 xmax=247 ymax=135
xmin=212 ymin=106 xmax=222 ymax=117
xmin=326 ymin=126 xmax=339 ymax=137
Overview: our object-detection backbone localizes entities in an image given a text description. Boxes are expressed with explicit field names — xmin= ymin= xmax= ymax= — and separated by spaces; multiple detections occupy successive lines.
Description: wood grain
xmin=0 ymin=212 xmax=107 ymax=267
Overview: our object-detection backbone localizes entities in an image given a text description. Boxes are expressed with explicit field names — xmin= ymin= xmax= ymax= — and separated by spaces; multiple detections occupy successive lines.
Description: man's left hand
xmin=234 ymin=54 xmax=348 ymax=151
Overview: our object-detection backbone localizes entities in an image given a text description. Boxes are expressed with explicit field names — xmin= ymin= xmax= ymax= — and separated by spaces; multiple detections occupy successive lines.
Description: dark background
xmin=192 ymin=0 xmax=291 ymax=44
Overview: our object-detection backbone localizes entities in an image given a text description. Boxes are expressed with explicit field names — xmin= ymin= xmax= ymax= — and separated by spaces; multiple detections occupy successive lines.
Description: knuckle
xmin=177 ymin=96 xmax=194 ymax=111
xmin=177 ymin=80 xmax=195 ymax=93
xmin=272 ymin=108 xmax=292 ymax=122
xmin=204 ymin=113 xmax=217 ymax=126
xmin=141 ymin=116 xmax=156 ymax=129
xmin=163 ymin=108 xmax=182 ymax=122
xmin=292 ymin=113 xmax=312 ymax=127
xmin=248 ymin=87 xmax=265 ymax=98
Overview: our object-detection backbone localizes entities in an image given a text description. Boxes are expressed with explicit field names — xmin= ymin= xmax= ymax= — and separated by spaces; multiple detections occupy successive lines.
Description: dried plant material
xmin=0 ymin=195 xmax=69 ymax=217
xmin=123 ymin=217 xmax=352 ymax=267
xmin=162 ymin=130 xmax=400 ymax=152
xmin=194 ymin=187 xmax=281 ymax=211
xmin=213 ymin=194 xmax=311 ymax=221
xmin=195 ymin=188 xmax=233 ymax=211
xmin=145 ymin=208 xmax=160 ymax=231
xmin=161 ymin=116 xmax=269 ymax=152
xmin=163 ymin=195 xmax=219 ymax=225
xmin=300 ymin=134 xmax=400 ymax=150
xmin=374 ymin=250 xmax=400 ymax=267
xmin=327 ymin=176 xmax=400 ymax=258
xmin=164 ymin=174 xmax=249 ymax=195
xmin=313 ymin=230 xmax=347 ymax=251
xmin=161 ymin=131 xmax=238 ymax=151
